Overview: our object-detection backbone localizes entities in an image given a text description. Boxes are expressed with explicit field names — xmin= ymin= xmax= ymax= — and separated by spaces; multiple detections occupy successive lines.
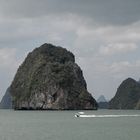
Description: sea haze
xmin=0 ymin=109 xmax=140 ymax=140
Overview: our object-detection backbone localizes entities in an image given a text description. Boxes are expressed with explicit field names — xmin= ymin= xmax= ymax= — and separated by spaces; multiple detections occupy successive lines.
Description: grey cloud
xmin=0 ymin=0 xmax=140 ymax=25
xmin=0 ymin=0 xmax=140 ymax=100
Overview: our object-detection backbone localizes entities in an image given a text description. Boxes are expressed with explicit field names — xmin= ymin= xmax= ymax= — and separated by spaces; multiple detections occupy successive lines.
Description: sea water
xmin=0 ymin=109 xmax=139 ymax=140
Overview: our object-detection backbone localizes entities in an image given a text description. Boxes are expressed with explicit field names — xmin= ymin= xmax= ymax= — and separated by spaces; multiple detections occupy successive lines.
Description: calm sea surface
xmin=0 ymin=109 xmax=140 ymax=140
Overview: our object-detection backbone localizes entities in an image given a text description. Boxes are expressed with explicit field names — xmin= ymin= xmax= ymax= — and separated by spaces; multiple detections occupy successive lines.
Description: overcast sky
xmin=0 ymin=0 xmax=140 ymax=100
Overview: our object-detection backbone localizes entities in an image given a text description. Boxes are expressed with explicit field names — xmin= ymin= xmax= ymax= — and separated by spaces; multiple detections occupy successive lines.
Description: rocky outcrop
xmin=0 ymin=87 xmax=12 ymax=109
xmin=97 ymin=95 xmax=109 ymax=109
xmin=109 ymin=78 xmax=140 ymax=109
xmin=10 ymin=43 xmax=97 ymax=110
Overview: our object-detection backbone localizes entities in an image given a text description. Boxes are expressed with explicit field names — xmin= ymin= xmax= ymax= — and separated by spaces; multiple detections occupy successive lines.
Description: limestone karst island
xmin=1 ymin=44 xmax=140 ymax=110
xmin=5 ymin=43 xmax=97 ymax=110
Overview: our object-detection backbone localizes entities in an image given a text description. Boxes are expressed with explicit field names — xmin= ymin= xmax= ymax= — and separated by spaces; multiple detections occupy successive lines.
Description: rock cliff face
xmin=10 ymin=43 xmax=97 ymax=110
xmin=0 ymin=87 xmax=12 ymax=109
xmin=109 ymin=78 xmax=140 ymax=109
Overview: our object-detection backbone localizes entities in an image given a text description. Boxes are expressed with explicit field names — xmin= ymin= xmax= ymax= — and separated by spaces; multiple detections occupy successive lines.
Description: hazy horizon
xmin=0 ymin=0 xmax=140 ymax=100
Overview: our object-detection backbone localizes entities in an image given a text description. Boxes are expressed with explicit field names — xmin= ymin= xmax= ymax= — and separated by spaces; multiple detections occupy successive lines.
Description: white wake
xmin=75 ymin=114 xmax=140 ymax=118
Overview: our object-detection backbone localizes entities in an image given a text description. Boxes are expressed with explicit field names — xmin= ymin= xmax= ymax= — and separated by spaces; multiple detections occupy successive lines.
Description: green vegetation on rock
xmin=109 ymin=78 xmax=140 ymax=109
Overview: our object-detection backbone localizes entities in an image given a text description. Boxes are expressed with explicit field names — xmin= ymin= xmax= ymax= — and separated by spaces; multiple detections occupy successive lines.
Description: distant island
xmin=7 ymin=43 xmax=97 ymax=110
xmin=97 ymin=95 xmax=108 ymax=109
xmin=0 ymin=87 xmax=12 ymax=109
xmin=109 ymin=78 xmax=140 ymax=109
